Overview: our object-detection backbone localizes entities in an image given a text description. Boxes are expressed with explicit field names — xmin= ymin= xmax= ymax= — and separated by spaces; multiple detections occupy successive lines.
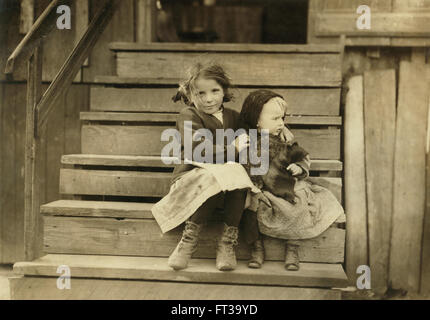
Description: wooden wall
xmin=0 ymin=0 xmax=135 ymax=263
xmin=308 ymin=0 xmax=430 ymax=46
xmin=341 ymin=47 xmax=430 ymax=294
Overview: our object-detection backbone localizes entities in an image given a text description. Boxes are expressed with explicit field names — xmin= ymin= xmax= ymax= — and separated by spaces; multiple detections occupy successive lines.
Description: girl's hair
xmin=172 ymin=61 xmax=234 ymax=106
xmin=239 ymin=89 xmax=286 ymax=129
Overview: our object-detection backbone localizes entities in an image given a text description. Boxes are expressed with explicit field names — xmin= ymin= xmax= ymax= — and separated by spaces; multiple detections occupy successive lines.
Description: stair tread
xmin=62 ymin=154 xmax=343 ymax=171
xmin=94 ymin=76 xmax=181 ymax=85
xmin=41 ymin=200 xmax=154 ymax=219
xmin=109 ymin=42 xmax=343 ymax=53
xmin=14 ymin=254 xmax=348 ymax=288
xmin=80 ymin=111 xmax=342 ymax=125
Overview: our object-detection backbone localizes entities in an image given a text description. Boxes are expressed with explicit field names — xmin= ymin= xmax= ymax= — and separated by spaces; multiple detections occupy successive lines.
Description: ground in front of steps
xmin=0 ymin=265 xmax=13 ymax=300
xmin=0 ymin=264 xmax=428 ymax=300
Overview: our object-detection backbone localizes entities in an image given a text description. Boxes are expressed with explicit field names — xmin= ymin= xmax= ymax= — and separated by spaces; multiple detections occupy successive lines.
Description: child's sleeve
xmin=289 ymin=143 xmax=311 ymax=179
xmin=176 ymin=108 xmax=238 ymax=163
xmin=295 ymin=154 xmax=311 ymax=179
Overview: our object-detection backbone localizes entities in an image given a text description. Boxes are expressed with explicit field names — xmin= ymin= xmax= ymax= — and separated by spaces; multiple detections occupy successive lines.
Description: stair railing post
xmin=24 ymin=43 xmax=44 ymax=261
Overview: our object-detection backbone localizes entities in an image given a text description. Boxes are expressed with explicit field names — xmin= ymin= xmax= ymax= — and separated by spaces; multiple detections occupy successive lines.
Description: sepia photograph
xmin=0 ymin=0 xmax=429 ymax=304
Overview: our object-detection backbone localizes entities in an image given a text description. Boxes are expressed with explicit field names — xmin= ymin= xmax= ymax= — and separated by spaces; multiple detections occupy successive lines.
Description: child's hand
xmin=279 ymin=126 xmax=294 ymax=143
xmin=287 ymin=164 xmax=303 ymax=176
xmin=234 ymin=133 xmax=250 ymax=152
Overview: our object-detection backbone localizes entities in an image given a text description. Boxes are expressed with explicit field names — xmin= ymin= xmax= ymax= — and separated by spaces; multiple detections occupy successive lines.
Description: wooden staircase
xmin=11 ymin=43 xmax=348 ymax=300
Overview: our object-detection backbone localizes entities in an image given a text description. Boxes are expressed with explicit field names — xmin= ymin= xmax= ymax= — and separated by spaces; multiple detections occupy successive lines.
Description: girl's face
xmin=191 ymin=77 xmax=225 ymax=115
xmin=257 ymin=97 xmax=287 ymax=136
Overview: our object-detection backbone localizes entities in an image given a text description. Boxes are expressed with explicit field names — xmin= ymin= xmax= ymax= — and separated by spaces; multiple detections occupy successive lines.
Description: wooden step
xmin=41 ymin=200 xmax=345 ymax=263
xmin=109 ymin=43 xmax=342 ymax=86
xmin=80 ymin=111 xmax=342 ymax=126
xmin=81 ymin=124 xmax=341 ymax=159
xmin=90 ymin=85 xmax=341 ymax=116
xmin=41 ymin=199 xmax=153 ymax=219
xmin=62 ymin=154 xmax=343 ymax=171
xmin=10 ymin=276 xmax=342 ymax=300
xmin=13 ymin=254 xmax=348 ymax=289
xmin=59 ymin=168 xmax=342 ymax=201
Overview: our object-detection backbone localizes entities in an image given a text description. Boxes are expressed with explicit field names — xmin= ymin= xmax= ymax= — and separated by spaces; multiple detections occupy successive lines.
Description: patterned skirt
xmin=256 ymin=179 xmax=346 ymax=240
xmin=151 ymin=162 xmax=260 ymax=233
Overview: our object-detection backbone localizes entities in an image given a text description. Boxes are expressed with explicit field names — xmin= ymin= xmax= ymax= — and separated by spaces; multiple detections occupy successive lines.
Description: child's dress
xmin=151 ymin=106 xmax=260 ymax=233
xmin=246 ymin=134 xmax=346 ymax=240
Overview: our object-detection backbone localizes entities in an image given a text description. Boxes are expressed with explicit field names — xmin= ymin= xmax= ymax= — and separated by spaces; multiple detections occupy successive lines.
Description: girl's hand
xmin=287 ymin=164 xmax=303 ymax=176
xmin=280 ymin=126 xmax=294 ymax=143
xmin=234 ymin=133 xmax=250 ymax=152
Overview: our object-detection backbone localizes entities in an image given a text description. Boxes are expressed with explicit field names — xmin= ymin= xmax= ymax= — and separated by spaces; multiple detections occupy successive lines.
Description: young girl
xmin=151 ymin=61 xmax=258 ymax=271
xmin=239 ymin=89 xmax=346 ymax=271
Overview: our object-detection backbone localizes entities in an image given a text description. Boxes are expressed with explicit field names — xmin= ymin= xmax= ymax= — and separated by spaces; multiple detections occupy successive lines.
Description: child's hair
xmin=239 ymin=89 xmax=287 ymax=129
xmin=172 ymin=61 xmax=234 ymax=106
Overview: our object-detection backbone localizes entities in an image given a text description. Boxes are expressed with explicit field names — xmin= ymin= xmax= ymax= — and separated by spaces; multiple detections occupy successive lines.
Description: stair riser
xmin=90 ymin=86 xmax=341 ymax=116
xmin=59 ymin=169 xmax=342 ymax=202
xmin=10 ymin=276 xmax=342 ymax=300
xmin=115 ymin=52 xmax=342 ymax=87
xmin=43 ymin=216 xmax=345 ymax=263
xmin=81 ymin=125 xmax=341 ymax=159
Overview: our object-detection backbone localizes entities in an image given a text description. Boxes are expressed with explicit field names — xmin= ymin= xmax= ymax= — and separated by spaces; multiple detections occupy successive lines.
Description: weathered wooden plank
xmin=0 ymin=4 xmax=8 ymax=81
xmin=322 ymin=0 xmax=392 ymax=12
xmin=422 ymin=107 xmax=430 ymax=294
xmin=411 ymin=48 xmax=427 ymax=64
xmin=61 ymin=154 xmax=343 ymax=171
xmin=345 ymin=37 xmax=391 ymax=47
xmin=136 ymin=0 xmax=155 ymax=43
xmin=80 ymin=111 xmax=342 ymax=126
xmin=344 ymin=76 xmax=368 ymax=285
xmin=389 ymin=62 xmax=428 ymax=292
xmin=390 ymin=38 xmax=430 ymax=47
xmin=393 ymin=0 xmax=430 ymax=11
xmin=20 ymin=0 xmax=34 ymax=34
xmin=59 ymin=168 xmax=342 ymax=202
xmin=24 ymin=45 xmax=45 ymax=261
xmin=364 ymin=70 xmax=396 ymax=293
xmin=15 ymin=83 xmax=27 ymax=262
xmin=41 ymin=200 xmax=154 ymax=219
xmin=10 ymin=276 xmax=342 ymax=300
xmin=315 ymin=13 xmax=430 ymax=37
xmin=1 ymin=84 xmax=17 ymax=263
xmin=82 ymin=0 xmax=134 ymax=82
xmin=109 ymin=42 xmax=343 ymax=53
xmin=90 ymin=86 xmax=341 ymax=116
xmin=81 ymin=125 xmax=341 ymax=159
xmin=14 ymin=254 xmax=348 ymax=289
xmin=59 ymin=169 xmax=170 ymax=197
xmin=81 ymin=125 xmax=167 ymax=156
xmin=74 ymin=0 xmax=89 ymax=81
xmin=42 ymin=216 xmax=345 ymax=264
xmin=80 ymin=112 xmax=178 ymax=122
xmin=45 ymin=84 xmax=65 ymax=203
xmin=0 ymin=83 xmax=3 ymax=259
xmin=115 ymin=52 xmax=342 ymax=87
xmin=64 ymin=85 xmax=89 ymax=155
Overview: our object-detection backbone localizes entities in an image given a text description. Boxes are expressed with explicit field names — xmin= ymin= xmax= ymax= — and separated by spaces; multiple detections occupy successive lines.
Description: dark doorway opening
xmin=157 ymin=0 xmax=309 ymax=44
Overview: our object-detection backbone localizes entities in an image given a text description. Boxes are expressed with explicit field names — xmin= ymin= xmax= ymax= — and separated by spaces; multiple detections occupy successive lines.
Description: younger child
xmin=239 ymin=90 xmax=346 ymax=271
xmin=152 ymin=62 xmax=257 ymax=271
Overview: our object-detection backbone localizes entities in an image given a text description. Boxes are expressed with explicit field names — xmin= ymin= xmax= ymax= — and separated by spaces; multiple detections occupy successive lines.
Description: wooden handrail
xmin=37 ymin=0 xmax=121 ymax=130
xmin=5 ymin=0 xmax=72 ymax=74
xmin=7 ymin=0 xmax=121 ymax=261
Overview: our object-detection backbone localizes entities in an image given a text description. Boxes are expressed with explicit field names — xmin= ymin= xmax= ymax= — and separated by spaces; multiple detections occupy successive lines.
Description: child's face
xmin=191 ymin=77 xmax=224 ymax=115
xmin=257 ymin=97 xmax=287 ymax=136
